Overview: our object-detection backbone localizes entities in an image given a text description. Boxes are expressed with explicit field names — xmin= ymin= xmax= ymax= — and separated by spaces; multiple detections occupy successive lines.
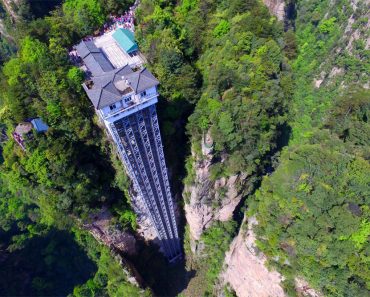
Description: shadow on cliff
xmin=232 ymin=122 xmax=292 ymax=226
xmin=126 ymin=238 xmax=195 ymax=296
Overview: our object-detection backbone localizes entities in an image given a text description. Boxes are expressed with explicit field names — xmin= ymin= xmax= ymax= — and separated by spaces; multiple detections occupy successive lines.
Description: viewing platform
xmin=93 ymin=29 xmax=146 ymax=68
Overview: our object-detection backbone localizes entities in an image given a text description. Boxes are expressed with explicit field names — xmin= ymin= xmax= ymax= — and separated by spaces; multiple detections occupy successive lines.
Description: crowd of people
xmin=108 ymin=10 xmax=135 ymax=31
xmin=68 ymin=49 xmax=82 ymax=65
xmin=69 ymin=1 xmax=140 ymax=65
xmin=101 ymin=0 xmax=140 ymax=35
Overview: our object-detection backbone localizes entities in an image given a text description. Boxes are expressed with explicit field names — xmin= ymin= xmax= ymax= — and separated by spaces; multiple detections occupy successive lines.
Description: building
xmin=75 ymin=29 xmax=181 ymax=262
xmin=12 ymin=118 xmax=49 ymax=150
xmin=31 ymin=118 xmax=49 ymax=133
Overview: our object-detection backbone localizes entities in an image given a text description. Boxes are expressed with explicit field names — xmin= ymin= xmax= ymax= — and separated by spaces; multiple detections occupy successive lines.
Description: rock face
xmin=220 ymin=216 xmax=286 ymax=297
xmin=263 ymin=0 xmax=285 ymax=21
xmin=183 ymin=132 xmax=247 ymax=251
xmin=129 ymin=189 xmax=159 ymax=242
xmin=0 ymin=0 xmax=21 ymax=21
xmin=219 ymin=216 xmax=323 ymax=297
xmin=82 ymin=206 xmax=137 ymax=256
xmin=312 ymin=0 xmax=370 ymax=89
xmin=82 ymin=207 xmax=149 ymax=287
xmin=110 ymin=249 xmax=143 ymax=287
xmin=295 ymin=278 xmax=323 ymax=297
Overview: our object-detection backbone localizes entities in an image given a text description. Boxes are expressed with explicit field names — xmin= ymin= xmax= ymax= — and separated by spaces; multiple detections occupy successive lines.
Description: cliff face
xmin=219 ymin=217 xmax=323 ymax=297
xmin=262 ymin=0 xmax=285 ymax=21
xmin=219 ymin=217 xmax=286 ymax=297
xmin=183 ymin=132 xmax=248 ymax=251
xmin=1 ymin=0 xmax=21 ymax=21
xmin=313 ymin=0 xmax=370 ymax=89
xmin=81 ymin=206 xmax=149 ymax=288
xmin=82 ymin=206 xmax=137 ymax=255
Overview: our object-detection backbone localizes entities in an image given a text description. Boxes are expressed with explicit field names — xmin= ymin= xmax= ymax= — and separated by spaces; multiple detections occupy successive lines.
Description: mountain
xmin=0 ymin=0 xmax=368 ymax=296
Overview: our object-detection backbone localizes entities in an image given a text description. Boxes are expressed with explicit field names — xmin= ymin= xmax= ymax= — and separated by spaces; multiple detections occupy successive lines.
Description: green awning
xmin=112 ymin=28 xmax=138 ymax=54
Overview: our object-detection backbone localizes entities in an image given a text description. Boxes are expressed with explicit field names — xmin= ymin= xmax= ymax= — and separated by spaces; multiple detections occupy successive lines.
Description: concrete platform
xmin=93 ymin=31 xmax=144 ymax=68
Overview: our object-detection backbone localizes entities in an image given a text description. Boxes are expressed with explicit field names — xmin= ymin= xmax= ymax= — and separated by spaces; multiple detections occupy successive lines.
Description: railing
xmin=103 ymin=93 xmax=159 ymax=119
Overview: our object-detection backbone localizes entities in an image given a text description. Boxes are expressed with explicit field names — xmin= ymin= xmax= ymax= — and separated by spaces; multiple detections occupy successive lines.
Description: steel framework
xmin=109 ymin=105 xmax=181 ymax=261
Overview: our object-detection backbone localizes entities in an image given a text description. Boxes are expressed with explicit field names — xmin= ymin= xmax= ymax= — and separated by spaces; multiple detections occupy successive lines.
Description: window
xmin=124 ymin=96 xmax=132 ymax=103
xmin=140 ymin=91 xmax=147 ymax=97
xmin=109 ymin=104 xmax=116 ymax=110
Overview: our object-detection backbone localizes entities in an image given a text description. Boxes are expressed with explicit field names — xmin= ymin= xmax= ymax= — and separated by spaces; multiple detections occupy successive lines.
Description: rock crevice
xmin=184 ymin=133 xmax=247 ymax=250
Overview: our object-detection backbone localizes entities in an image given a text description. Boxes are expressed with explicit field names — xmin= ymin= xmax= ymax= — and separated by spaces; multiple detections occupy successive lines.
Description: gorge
xmin=0 ymin=0 xmax=369 ymax=297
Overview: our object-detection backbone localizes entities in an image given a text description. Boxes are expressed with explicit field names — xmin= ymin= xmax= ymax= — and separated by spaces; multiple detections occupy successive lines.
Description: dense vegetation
xmin=0 ymin=0 xmax=145 ymax=296
xmin=251 ymin=122 xmax=369 ymax=296
xmin=201 ymin=221 xmax=237 ymax=295
xmin=0 ymin=225 xmax=148 ymax=296
xmin=71 ymin=228 xmax=150 ymax=297
xmin=137 ymin=0 xmax=294 ymax=293
xmin=0 ymin=229 xmax=96 ymax=296
xmin=289 ymin=0 xmax=369 ymax=141
xmin=0 ymin=0 xmax=138 ymax=224
xmin=138 ymin=0 xmax=293 ymax=182
xmin=185 ymin=1 xmax=292 ymax=179
xmin=135 ymin=0 xmax=368 ymax=295
xmin=0 ymin=0 xmax=368 ymax=296
xmin=249 ymin=0 xmax=370 ymax=296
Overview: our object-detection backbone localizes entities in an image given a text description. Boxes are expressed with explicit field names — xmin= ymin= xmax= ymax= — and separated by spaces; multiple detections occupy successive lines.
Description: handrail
xmin=104 ymin=93 xmax=159 ymax=119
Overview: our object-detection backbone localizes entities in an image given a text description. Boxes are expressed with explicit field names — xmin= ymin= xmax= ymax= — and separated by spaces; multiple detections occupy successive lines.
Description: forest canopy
xmin=0 ymin=0 xmax=368 ymax=296
xmin=0 ymin=0 xmax=141 ymax=296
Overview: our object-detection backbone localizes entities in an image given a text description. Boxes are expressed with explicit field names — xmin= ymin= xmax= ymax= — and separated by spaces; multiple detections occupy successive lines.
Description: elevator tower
xmin=76 ymin=32 xmax=181 ymax=261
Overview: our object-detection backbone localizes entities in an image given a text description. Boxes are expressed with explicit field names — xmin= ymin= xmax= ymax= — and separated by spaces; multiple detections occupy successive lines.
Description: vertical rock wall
xmin=263 ymin=0 xmax=285 ymax=21
xmin=219 ymin=216 xmax=286 ymax=297
xmin=219 ymin=216 xmax=323 ymax=297
xmin=183 ymin=132 xmax=248 ymax=252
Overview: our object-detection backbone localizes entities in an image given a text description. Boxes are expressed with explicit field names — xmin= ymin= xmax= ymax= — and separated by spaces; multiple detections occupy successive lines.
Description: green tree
xmin=213 ymin=20 xmax=230 ymax=37
xmin=249 ymin=130 xmax=370 ymax=296
xmin=63 ymin=0 xmax=105 ymax=35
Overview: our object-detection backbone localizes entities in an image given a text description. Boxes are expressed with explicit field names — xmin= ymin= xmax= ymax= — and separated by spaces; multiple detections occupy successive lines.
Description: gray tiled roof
xmin=84 ymin=53 xmax=114 ymax=76
xmin=84 ymin=66 xmax=133 ymax=109
xmin=76 ymin=40 xmax=114 ymax=76
xmin=84 ymin=65 xmax=159 ymax=109
xmin=76 ymin=41 xmax=100 ymax=59
xmin=124 ymin=68 xmax=159 ymax=94
xmin=77 ymin=40 xmax=159 ymax=110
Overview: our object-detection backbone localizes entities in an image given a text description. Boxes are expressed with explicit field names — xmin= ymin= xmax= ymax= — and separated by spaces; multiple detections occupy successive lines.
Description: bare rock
xmin=263 ymin=0 xmax=285 ymax=21
xmin=328 ymin=66 xmax=344 ymax=78
xmin=129 ymin=189 xmax=158 ymax=242
xmin=314 ymin=71 xmax=326 ymax=88
xmin=1 ymin=0 xmax=21 ymax=21
xmin=82 ymin=206 xmax=137 ymax=256
xmin=184 ymin=133 xmax=247 ymax=251
xmin=202 ymin=130 xmax=214 ymax=156
xmin=315 ymin=0 xmax=369 ymax=88
xmin=295 ymin=278 xmax=323 ymax=297
xmin=219 ymin=217 xmax=286 ymax=297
